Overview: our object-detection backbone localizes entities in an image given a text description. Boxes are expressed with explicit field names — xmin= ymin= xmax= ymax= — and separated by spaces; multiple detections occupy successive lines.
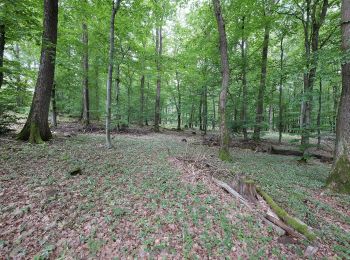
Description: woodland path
xmin=0 ymin=127 xmax=349 ymax=258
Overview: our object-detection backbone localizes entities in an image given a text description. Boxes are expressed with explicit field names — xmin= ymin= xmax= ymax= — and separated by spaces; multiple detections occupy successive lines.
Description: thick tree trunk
xmin=82 ymin=22 xmax=90 ymax=127
xmin=0 ymin=24 xmax=5 ymax=89
xmin=51 ymin=81 xmax=57 ymax=127
xmin=106 ymin=0 xmax=121 ymax=148
xmin=154 ymin=26 xmax=162 ymax=132
xmin=213 ymin=0 xmax=231 ymax=161
xmin=327 ymin=0 xmax=350 ymax=193
xmin=253 ymin=23 xmax=270 ymax=141
xmin=17 ymin=0 xmax=58 ymax=143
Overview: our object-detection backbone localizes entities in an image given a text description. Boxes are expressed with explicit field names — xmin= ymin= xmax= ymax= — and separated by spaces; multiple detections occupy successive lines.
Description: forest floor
xmin=0 ymin=122 xmax=349 ymax=259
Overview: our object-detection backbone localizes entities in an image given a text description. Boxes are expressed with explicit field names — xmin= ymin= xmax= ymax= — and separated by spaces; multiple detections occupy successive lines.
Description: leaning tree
xmin=327 ymin=0 xmax=350 ymax=193
xmin=17 ymin=0 xmax=58 ymax=143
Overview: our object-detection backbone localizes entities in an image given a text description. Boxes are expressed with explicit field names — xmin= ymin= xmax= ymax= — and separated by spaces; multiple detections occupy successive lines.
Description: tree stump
xmin=237 ymin=178 xmax=258 ymax=203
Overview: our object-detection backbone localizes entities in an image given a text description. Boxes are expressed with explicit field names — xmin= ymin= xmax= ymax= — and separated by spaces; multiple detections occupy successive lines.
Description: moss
xmin=327 ymin=155 xmax=350 ymax=194
xmin=257 ymin=187 xmax=317 ymax=241
xmin=219 ymin=148 xmax=232 ymax=162
xmin=29 ymin=123 xmax=44 ymax=144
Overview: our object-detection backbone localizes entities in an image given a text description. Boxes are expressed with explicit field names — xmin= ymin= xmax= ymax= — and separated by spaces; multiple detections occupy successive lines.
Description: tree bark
xmin=327 ymin=0 xmax=350 ymax=193
xmin=278 ymin=36 xmax=284 ymax=144
xmin=240 ymin=16 xmax=248 ymax=141
xmin=14 ymin=43 xmax=23 ymax=106
xmin=106 ymin=0 xmax=121 ymax=148
xmin=213 ymin=0 xmax=231 ymax=160
xmin=140 ymin=75 xmax=145 ymax=126
xmin=94 ymin=62 xmax=100 ymax=121
xmin=154 ymin=25 xmax=162 ymax=132
xmin=0 ymin=24 xmax=5 ymax=89
xmin=17 ymin=0 xmax=58 ymax=143
xmin=203 ymin=85 xmax=208 ymax=134
xmin=317 ymin=78 xmax=322 ymax=147
xmin=300 ymin=0 xmax=329 ymax=146
xmin=82 ymin=22 xmax=90 ymax=127
xmin=175 ymin=71 xmax=181 ymax=130
xmin=51 ymin=81 xmax=57 ymax=127
xmin=253 ymin=22 xmax=270 ymax=141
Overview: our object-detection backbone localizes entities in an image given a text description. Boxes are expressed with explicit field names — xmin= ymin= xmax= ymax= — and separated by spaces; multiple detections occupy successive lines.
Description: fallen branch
xmin=270 ymin=146 xmax=332 ymax=162
xmin=256 ymin=187 xmax=317 ymax=241
xmin=212 ymin=177 xmax=252 ymax=209
xmin=265 ymin=213 xmax=304 ymax=239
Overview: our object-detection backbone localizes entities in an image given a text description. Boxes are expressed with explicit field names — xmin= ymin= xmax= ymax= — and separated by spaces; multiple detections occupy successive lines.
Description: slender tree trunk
xmin=213 ymin=0 xmax=231 ymax=160
xmin=301 ymin=0 xmax=329 ymax=146
xmin=240 ymin=16 xmax=248 ymax=141
xmin=317 ymin=78 xmax=322 ymax=147
xmin=333 ymin=85 xmax=338 ymax=133
xmin=269 ymin=87 xmax=274 ymax=132
xmin=0 ymin=24 xmax=5 ymax=89
xmin=145 ymin=81 xmax=149 ymax=126
xmin=17 ymin=0 xmax=58 ymax=143
xmin=199 ymin=88 xmax=203 ymax=130
xmin=51 ymin=81 xmax=57 ymax=127
xmin=106 ymin=0 xmax=121 ymax=148
xmin=127 ymin=73 xmax=132 ymax=125
xmin=203 ymin=85 xmax=208 ymax=134
xmin=327 ymin=0 xmax=350 ymax=193
xmin=94 ymin=62 xmax=100 ymax=121
xmin=176 ymin=71 xmax=181 ymax=130
xmin=14 ymin=43 xmax=23 ymax=106
xmin=253 ymin=23 xmax=270 ymax=141
xmin=140 ymin=75 xmax=145 ymax=126
xmin=154 ymin=25 xmax=163 ymax=132
xmin=278 ymin=36 xmax=284 ymax=144
xmin=82 ymin=22 xmax=90 ymax=127
xmin=212 ymin=95 xmax=216 ymax=130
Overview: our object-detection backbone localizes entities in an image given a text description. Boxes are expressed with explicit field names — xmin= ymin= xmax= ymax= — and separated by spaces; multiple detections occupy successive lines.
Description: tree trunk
xmin=17 ymin=0 xmax=58 ymax=143
xmin=213 ymin=0 xmax=231 ymax=161
xmin=317 ymin=78 xmax=322 ymax=147
xmin=212 ymin=95 xmax=216 ymax=130
xmin=301 ymin=0 xmax=329 ymax=146
xmin=327 ymin=0 xmax=350 ymax=193
xmin=240 ymin=16 xmax=248 ymax=141
xmin=154 ymin=25 xmax=162 ymax=132
xmin=278 ymin=36 xmax=284 ymax=144
xmin=140 ymin=75 xmax=145 ymax=126
xmin=176 ymin=71 xmax=181 ymax=130
xmin=51 ymin=81 xmax=57 ymax=127
xmin=199 ymin=88 xmax=203 ymax=131
xmin=94 ymin=62 xmax=100 ymax=121
xmin=0 ymin=24 xmax=5 ymax=89
xmin=82 ymin=22 xmax=90 ymax=127
xmin=145 ymin=81 xmax=149 ymax=126
xmin=253 ymin=23 xmax=270 ymax=141
xmin=14 ymin=43 xmax=23 ymax=106
xmin=203 ymin=85 xmax=208 ymax=134
xmin=106 ymin=0 xmax=121 ymax=148
xmin=333 ymin=85 xmax=338 ymax=133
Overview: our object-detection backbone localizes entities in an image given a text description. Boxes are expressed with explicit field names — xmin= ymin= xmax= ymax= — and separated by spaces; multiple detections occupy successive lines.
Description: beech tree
xmin=17 ymin=0 xmax=58 ymax=143
xmin=106 ymin=0 xmax=122 ymax=148
xmin=327 ymin=0 xmax=350 ymax=193
xmin=213 ymin=0 xmax=231 ymax=161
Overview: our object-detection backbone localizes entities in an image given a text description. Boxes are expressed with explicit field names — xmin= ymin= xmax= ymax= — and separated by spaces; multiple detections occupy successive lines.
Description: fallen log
xmin=270 ymin=146 xmax=333 ymax=162
xmin=265 ymin=213 xmax=304 ymax=239
xmin=256 ymin=186 xmax=317 ymax=241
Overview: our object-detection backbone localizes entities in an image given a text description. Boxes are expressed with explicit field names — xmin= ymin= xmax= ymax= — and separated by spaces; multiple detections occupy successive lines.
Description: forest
xmin=0 ymin=0 xmax=350 ymax=258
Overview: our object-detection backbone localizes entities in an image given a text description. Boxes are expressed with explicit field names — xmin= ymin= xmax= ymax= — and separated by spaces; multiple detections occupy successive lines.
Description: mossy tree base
xmin=17 ymin=122 xmax=52 ymax=144
xmin=327 ymin=155 xmax=350 ymax=194
xmin=219 ymin=148 xmax=232 ymax=162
